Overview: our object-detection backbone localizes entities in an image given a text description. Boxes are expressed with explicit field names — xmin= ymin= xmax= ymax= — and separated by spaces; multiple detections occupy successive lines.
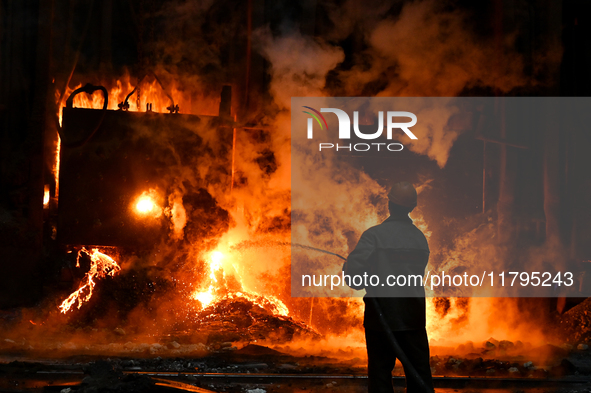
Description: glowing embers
xmin=133 ymin=189 xmax=162 ymax=218
xmin=59 ymin=248 xmax=121 ymax=314
xmin=228 ymin=292 xmax=289 ymax=317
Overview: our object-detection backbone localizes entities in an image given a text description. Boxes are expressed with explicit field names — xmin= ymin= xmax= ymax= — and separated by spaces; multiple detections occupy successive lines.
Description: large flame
xmin=59 ymin=248 xmax=121 ymax=314
xmin=192 ymin=251 xmax=224 ymax=308
xmin=53 ymin=77 xmax=292 ymax=320
xmin=192 ymin=248 xmax=290 ymax=317
xmin=55 ymin=72 xmax=199 ymax=126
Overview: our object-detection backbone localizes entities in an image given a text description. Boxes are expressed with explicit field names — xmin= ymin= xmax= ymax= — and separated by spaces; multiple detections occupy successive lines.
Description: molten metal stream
xmin=59 ymin=248 xmax=121 ymax=313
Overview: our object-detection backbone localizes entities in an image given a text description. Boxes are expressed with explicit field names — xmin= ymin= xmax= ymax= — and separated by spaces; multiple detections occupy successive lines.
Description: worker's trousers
xmin=365 ymin=328 xmax=434 ymax=393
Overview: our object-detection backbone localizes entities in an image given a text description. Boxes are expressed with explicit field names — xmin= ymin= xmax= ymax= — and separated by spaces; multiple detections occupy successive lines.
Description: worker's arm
xmin=343 ymin=230 xmax=375 ymax=290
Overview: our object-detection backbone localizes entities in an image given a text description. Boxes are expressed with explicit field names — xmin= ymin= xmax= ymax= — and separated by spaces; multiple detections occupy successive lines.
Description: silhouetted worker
xmin=344 ymin=181 xmax=434 ymax=393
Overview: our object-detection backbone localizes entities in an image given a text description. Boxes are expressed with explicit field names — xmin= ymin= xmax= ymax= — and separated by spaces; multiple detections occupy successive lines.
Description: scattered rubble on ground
xmin=2 ymin=338 xmax=591 ymax=393
xmin=2 ymin=296 xmax=591 ymax=391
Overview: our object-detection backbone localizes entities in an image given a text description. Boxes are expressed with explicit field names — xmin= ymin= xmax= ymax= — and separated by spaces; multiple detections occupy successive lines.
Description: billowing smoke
xmin=334 ymin=0 xmax=527 ymax=96
xmin=255 ymin=29 xmax=345 ymax=109
xmin=253 ymin=0 xmax=555 ymax=344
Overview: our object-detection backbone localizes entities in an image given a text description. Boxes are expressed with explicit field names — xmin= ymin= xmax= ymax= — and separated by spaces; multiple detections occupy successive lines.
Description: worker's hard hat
xmin=388 ymin=181 xmax=417 ymax=209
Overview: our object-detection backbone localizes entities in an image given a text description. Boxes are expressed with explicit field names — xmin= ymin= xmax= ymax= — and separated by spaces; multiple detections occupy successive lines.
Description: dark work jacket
xmin=344 ymin=214 xmax=430 ymax=331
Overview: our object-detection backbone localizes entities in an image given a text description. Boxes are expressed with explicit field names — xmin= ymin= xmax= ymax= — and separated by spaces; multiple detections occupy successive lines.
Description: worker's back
xmin=345 ymin=181 xmax=434 ymax=393
xmin=346 ymin=215 xmax=430 ymax=331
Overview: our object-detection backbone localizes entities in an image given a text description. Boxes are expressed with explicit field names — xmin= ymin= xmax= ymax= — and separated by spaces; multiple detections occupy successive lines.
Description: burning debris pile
xmin=195 ymin=295 xmax=321 ymax=345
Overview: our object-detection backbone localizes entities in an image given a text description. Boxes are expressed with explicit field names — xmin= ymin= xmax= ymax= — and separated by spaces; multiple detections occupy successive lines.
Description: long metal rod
xmin=122 ymin=372 xmax=590 ymax=388
xmin=30 ymin=370 xmax=591 ymax=385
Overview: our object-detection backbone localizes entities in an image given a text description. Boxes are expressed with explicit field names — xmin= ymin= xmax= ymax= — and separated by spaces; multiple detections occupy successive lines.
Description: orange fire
xmin=192 ymin=249 xmax=290 ymax=317
xmin=230 ymin=292 xmax=290 ymax=317
xmin=136 ymin=197 xmax=155 ymax=213
xmin=59 ymin=248 xmax=121 ymax=314
xmin=43 ymin=185 xmax=50 ymax=208
xmin=193 ymin=251 xmax=224 ymax=308
xmin=55 ymin=73 xmax=196 ymax=126
xmin=133 ymin=190 xmax=163 ymax=218
xmin=54 ymin=134 xmax=60 ymax=198
xmin=53 ymin=78 xmax=295 ymax=321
